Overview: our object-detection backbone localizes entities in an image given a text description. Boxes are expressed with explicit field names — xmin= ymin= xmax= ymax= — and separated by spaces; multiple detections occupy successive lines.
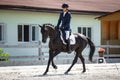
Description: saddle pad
xmin=59 ymin=30 xmax=76 ymax=45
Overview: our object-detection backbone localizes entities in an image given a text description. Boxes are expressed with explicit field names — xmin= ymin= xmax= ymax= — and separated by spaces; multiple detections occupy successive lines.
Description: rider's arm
xmin=57 ymin=13 xmax=62 ymax=28
xmin=66 ymin=12 xmax=71 ymax=25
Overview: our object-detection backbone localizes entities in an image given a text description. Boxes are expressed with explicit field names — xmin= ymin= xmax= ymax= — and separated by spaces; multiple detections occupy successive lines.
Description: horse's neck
xmin=48 ymin=27 xmax=56 ymax=39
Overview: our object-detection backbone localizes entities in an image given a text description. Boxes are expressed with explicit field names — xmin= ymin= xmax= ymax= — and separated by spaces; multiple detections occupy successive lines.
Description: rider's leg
xmin=65 ymin=31 xmax=71 ymax=53
xmin=65 ymin=31 xmax=70 ymax=40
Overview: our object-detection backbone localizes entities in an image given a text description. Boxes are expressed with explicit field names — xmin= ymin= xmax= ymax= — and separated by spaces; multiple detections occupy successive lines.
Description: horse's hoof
xmin=53 ymin=65 xmax=58 ymax=69
xmin=43 ymin=72 xmax=47 ymax=76
xmin=64 ymin=71 xmax=68 ymax=75
xmin=82 ymin=70 xmax=86 ymax=73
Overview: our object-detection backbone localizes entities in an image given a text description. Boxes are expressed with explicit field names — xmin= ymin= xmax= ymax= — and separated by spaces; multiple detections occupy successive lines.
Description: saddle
xmin=59 ymin=30 xmax=76 ymax=45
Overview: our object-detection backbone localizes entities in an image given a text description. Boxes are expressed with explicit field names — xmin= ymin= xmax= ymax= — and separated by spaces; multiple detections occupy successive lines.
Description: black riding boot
xmin=67 ymin=39 xmax=72 ymax=53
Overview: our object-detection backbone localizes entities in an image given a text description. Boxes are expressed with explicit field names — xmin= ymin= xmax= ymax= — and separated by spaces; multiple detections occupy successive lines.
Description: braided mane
xmin=43 ymin=23 xmax=55 ymax=28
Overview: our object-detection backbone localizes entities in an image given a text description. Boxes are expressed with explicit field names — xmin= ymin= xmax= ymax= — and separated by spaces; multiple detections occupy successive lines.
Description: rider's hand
xmin=60 ymin=27 xmax=64 ymax=30
xmin=55 ymin=26 xmax=59 ymax=30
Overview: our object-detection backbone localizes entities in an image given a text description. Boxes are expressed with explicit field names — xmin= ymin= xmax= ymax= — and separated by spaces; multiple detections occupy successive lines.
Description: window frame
xmin=18 ymin=24 xmax=39 ymax=42
xmin=0 ymin=23 xmax=5 ymax=43
xmin=78 ymin=26 xmax=92 ymax=40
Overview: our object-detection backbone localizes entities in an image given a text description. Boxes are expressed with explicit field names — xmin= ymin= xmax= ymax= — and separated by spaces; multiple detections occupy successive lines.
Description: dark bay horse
xmin=39 ymin=24 xmax=95 ymax=75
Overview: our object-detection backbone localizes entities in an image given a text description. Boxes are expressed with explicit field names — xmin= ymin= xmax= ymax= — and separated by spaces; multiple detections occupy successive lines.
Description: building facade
xmin=0 ymin=9 xmax=101 ymax=60
xmin=0 ymin=0 xmax=119 ymax=62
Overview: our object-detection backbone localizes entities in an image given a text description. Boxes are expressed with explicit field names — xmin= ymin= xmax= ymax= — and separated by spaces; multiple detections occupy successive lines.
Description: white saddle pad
xmin=60 ymin=31 xmax=76 ymax=45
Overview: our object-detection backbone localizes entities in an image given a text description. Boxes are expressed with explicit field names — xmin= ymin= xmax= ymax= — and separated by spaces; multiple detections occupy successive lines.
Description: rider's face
xmin=63 ymin=8 xmax=68 ymax=12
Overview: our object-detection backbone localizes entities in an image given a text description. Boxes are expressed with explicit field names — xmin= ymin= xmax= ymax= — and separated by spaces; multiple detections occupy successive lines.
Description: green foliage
xmin=0 ymin=48 xmax=10 ymax=61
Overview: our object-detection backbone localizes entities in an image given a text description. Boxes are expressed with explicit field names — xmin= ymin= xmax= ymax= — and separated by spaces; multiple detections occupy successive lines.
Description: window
xmin=0 ymin=24 xmax=5 ymax=42
xmin=78 ymin=27 xmax=92 ymax=39
xmin=0 ymin=25 xmax=2 ymax=41
xmin=18 ymin=24 xmax=39 ymax=42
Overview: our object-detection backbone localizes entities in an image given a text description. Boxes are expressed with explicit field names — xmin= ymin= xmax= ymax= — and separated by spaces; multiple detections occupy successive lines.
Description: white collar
xmin=63 ymin=12 xmax=67 ymax=16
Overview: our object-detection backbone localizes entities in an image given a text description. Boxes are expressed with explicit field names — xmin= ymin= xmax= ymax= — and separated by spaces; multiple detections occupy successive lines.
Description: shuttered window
xmin=18 ymin=24 xmax=39 ymax=42
xmin=0 ymin=24 xmax=5 ymax=42
xmin=78 ymin=27 xmax=92 ymax=39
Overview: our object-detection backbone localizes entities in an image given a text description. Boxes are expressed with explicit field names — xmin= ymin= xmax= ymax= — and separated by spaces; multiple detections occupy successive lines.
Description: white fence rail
xmin=0 ymin=41 xmax=120 ymax=66
xmin=0 ymin=44 xmax=120 ymax=59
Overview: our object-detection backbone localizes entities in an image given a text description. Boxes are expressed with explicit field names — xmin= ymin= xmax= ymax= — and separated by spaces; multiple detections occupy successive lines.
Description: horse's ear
xmin=39 ymin=25 xmax=42 ymax=28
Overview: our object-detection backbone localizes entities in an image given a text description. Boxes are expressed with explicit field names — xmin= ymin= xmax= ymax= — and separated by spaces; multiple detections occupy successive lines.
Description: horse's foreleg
xmin=64 ymin=53 xmax=78 ymax=74
xmin=43 ymin=58 xmax=51 ymax=75
xmin=43 ymin=50 xmax=53 ymax=75
xmin=52 ymin=51 xmax=60 ymax=69
xmin=52 ymin=61 xmax=57 ymax=69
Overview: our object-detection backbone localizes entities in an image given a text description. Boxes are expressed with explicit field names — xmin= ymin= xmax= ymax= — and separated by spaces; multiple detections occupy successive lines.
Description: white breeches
xmin=65 ymin=31 xmax=70 ymax=40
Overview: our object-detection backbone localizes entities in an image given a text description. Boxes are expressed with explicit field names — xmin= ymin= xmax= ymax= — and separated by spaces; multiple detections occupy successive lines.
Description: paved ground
xmin=0 ymin=63 xmax=120 ymax=80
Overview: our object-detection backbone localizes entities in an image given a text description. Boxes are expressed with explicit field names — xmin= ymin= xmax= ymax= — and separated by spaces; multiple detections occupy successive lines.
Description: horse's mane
xmin=43 ymin=23 xmax=55 ymax=29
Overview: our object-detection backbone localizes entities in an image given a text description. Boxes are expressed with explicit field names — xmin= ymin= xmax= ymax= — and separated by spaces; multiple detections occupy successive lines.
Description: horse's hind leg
xmin=64 ymin=53 xmax=78 ymax=74
xmin=78 ymin=54 xmax=86 ymax=73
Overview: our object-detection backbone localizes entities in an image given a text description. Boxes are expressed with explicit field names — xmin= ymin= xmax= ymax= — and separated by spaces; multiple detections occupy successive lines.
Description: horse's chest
xmin=50 ymin=43 xmax=66 ymax=50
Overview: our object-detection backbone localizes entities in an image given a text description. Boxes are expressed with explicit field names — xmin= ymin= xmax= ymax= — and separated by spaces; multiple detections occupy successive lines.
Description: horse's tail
xmin=87 ymin=38 xmax=95 ymax=62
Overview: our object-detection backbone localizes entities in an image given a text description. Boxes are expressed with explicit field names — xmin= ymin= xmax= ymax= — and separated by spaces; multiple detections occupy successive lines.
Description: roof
xmin=97 ymin=10 xmax=120 ymax=19
xmin=0 ymin=0 xmax=120 ymax=14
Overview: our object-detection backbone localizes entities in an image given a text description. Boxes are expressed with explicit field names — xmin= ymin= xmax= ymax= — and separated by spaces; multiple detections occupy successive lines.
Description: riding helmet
xmin=62 ymin=3 xmax=69 ymax=8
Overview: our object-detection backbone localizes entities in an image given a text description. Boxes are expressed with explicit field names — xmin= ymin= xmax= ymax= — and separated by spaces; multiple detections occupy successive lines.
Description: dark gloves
xmin=60 ymin=27 xmax=64 ymax=30
xmin=55 ymin=26 xmax=64 ymax=31
xmin=55 ymin=26 xmax=59 ymax=30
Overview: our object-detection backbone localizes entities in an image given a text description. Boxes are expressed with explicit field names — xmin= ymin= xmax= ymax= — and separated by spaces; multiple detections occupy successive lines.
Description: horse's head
xmin=39 ymin=24 xmax=49 ymax=43
xmin=39 ymin=24 xmax=55 ymax=43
